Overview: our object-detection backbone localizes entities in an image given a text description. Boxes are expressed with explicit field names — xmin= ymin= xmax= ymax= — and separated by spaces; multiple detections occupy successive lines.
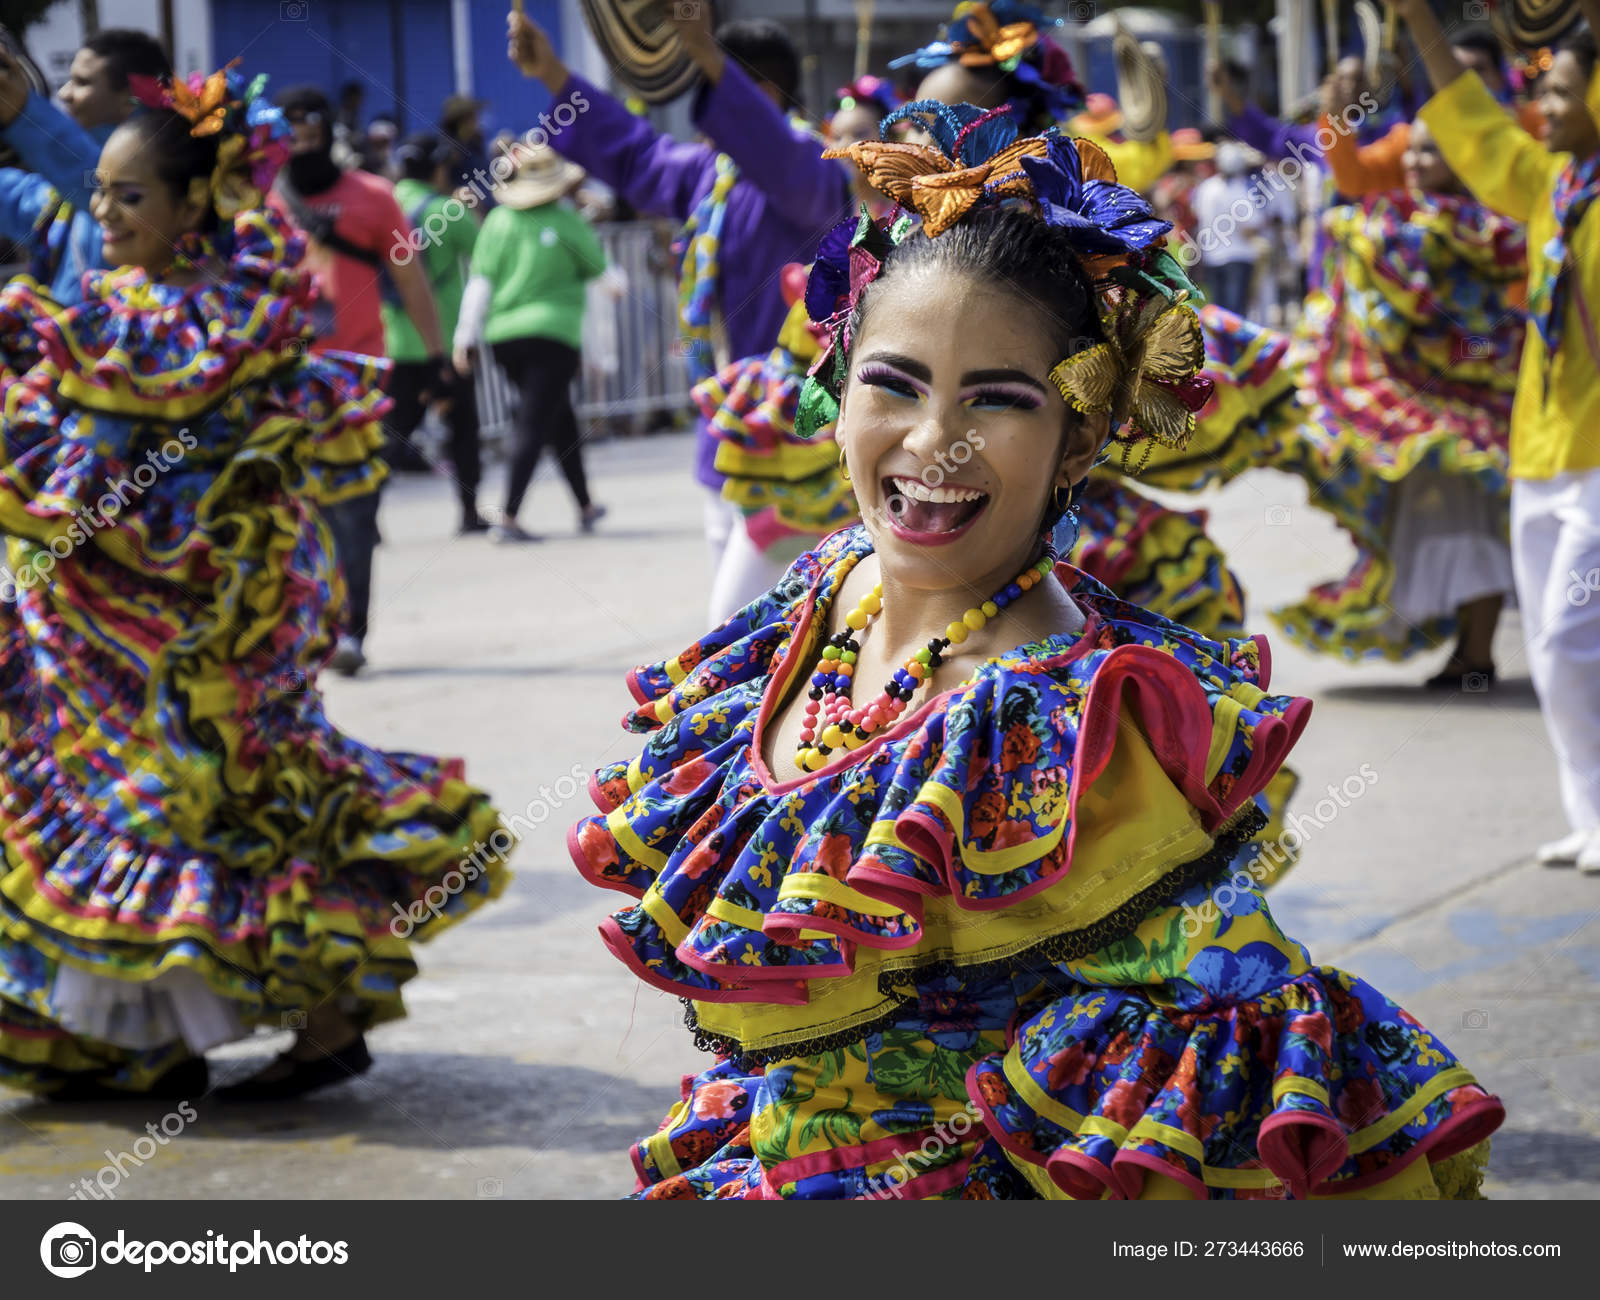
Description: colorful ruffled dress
xmin=0 ymin=209 xmax=507 ymax=1093
xmin=692 ymin=297 xmax=859 ymax=554
xmin=569 ymin=526 xmax=1503 ymax=1199
xmin=1248 ymin=192 xmax=1526 ymax=660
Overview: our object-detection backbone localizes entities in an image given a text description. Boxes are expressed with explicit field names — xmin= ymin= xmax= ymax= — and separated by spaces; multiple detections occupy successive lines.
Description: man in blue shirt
xmin=0 ymin=29 xmax=171 ymax=305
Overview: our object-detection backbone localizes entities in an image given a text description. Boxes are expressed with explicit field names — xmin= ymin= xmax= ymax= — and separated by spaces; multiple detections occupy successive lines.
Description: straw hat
xmin=1069 ymin=92 xmax=1124 ymax=137
xmin=1112 ymin=19 xmax=1167 ymax=143
xmin=577 ymin=0 xmax=703 ymax=104
xmin=498 ymin=143 xmax=585 ymax=209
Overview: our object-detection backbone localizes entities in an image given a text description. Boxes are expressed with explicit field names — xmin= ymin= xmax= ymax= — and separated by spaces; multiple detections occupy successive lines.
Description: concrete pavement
xmin=2 ymin=435 xmax=1595 ymax=1199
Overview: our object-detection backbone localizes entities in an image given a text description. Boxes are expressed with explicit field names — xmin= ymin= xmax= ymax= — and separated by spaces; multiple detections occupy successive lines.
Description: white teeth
xmin=889 ymin=476 xmax=986 ymax=505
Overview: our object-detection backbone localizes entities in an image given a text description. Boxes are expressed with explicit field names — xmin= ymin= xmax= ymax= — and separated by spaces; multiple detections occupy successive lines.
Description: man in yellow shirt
xmin=1400 ymin=0 xmax=1600 ymax=871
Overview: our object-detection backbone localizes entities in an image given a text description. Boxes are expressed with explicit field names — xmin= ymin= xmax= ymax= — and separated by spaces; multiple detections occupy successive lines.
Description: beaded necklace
xmin=795 ymin=547 xmax=1057 ymax=772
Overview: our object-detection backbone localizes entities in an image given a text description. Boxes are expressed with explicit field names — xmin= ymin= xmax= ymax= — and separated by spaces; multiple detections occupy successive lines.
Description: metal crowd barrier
xmin=472 ymin=218 xmax=692 ymax=450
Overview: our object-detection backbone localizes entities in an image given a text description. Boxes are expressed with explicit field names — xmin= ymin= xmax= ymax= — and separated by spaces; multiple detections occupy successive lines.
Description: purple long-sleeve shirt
xmin=547 ymin=63 xmax=851 ymax=488
xmin=1227 ymin=101 xmax=1392 ymax=167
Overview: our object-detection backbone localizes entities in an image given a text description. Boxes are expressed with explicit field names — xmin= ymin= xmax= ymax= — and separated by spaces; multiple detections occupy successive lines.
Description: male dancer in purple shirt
xmin=509 ymin=6 xmax=850 ymax=618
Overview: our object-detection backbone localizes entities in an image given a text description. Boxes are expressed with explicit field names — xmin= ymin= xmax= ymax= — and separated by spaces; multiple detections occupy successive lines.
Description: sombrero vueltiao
xmin=1112 ymin=18 xmax=1167 ymax=143
xmin=577 ymin=0 xmax=706 ymax=104
xmin=1491 ymin=0 xmax=1580 ymax=49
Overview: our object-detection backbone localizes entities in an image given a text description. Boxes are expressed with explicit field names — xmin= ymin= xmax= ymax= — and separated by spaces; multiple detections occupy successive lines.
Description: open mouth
xmin=882 ymin=475 xmax=989 ymax=542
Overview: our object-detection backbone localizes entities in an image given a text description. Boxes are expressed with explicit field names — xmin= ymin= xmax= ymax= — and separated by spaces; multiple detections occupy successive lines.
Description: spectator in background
xmin=508 ymin=5 xmax=851 ymax=620
xmin=332 ymin=78 xmax=365 ymax=169
xmin=452 ymin=144 xmax=607 ymax=542
xmin=360 ymin=116 xmax=399 ymax=179
xmin=1191 ymin=141 xmax=1272 ymax=316
xmin=272 ymin=85 xmax=448 ymax=676
xmin=0 ymin=31 xmax=170 ymax=305
xmin=441 ymin=95 xmax=493 ymax=205
xmin=57 ymin=28 xmax=173 ymax=137
xmin=385 ymin=132 xmax=486 ymax=534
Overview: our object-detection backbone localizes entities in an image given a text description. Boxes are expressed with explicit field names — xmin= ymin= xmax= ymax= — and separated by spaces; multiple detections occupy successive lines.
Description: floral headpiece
xmin=833 ymin=74 xmax=899 ymax=117
xmin=795 ymin=100 xmax=1211 ymax=456
xmin=889 ymin=2 xmax=1084 ymax=129
xmin=127 ymin=61 xmax=292 ymax=221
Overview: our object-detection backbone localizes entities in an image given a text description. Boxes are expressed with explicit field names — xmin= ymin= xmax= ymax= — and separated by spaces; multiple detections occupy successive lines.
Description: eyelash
xmin=856 ymin=364 xmax=921 ymax=398
xmin=967 ymin=387 xmax=1041 ymax=411
xmin=856 ymin=367 xmax=1042 ymax=411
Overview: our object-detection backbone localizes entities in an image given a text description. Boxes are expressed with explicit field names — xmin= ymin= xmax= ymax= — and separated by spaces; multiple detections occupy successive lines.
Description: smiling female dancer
xmin=566 ymin=105 xmax=1503 ymax=1199
xmin=0 ymin=68 xmax=504 ymax=1101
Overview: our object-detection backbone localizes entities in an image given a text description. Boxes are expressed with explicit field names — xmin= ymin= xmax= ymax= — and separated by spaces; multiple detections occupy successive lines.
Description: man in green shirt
xmin=383 ymin=134 xmax=485 ymax=533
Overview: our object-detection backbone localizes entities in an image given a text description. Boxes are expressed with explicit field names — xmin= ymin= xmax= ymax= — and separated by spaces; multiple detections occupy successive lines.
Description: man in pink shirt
xmin=272 ymin=86 xmax=449 ymax=675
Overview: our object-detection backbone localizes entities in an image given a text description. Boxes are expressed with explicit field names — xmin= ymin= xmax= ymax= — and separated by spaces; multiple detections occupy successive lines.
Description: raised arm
xmin=0 ymin=165 xmax=56 ymax=245
xmin=508 ymin=7 xmax=713 ymax=222
xmin=1322 ymin=118 xmax=1407 ymax=196
xmin=0 ymin=89 xmax=99 ymax=212
xmin=665 ymin=6 xmax=847 ymax=231
xmin=1391 ymin=0 xmax=1467 ymax=95
xmin=1417 ymin=74 xmax=1555 ymax=224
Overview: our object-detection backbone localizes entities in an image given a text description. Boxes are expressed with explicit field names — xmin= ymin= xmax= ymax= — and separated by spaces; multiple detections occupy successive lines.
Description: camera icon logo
xmin=1065 ymin=1 xmax=1097 ymax=20
xmin=477 ymin=1177 xmax=504 ymax=1197
xmin=283 ymin=1009 xmax=308 ymax=1030
xmin=1461 ymin=1008 xmax=1490 ymax=1030
xmin=1265 ymin=505 xmax=1292 ymax=526
xmin=280 ymin=1 xmax=311 ymax=19
xmin=673 ymin=2 xmax=702 ymax=19
xmin=1462 ymin=672 xmax=1490 ymax=694
xmin=40 ymin=1222 xmax=97 ymax=1278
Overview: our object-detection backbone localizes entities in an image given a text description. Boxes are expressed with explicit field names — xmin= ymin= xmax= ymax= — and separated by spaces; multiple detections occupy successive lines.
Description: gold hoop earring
xmin=838 ymin=446 xmax=851 ymax=482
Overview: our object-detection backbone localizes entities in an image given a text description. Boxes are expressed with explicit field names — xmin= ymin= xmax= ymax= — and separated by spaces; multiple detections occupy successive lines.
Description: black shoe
xmin=1424 ymin=663 xmax=1496 ymax=692
xmin=215 ymin=1035 xmax=371 ymax=1102
xmin=458 ymin=510 xmax=491 ymax=535
xmin=52 ymin=1056 xmax=209 ymax=1103
xmin=579 ymin=503 xmax=608 ymax=534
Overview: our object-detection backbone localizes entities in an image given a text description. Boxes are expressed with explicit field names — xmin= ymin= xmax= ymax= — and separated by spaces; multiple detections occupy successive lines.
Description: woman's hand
xmin=508 ymin=7 xmax=567 ymax=93
xmin=668 ymin=2 xmax=727 ymax=86
xmin=453 ymin=344 xmax=474 ymax=375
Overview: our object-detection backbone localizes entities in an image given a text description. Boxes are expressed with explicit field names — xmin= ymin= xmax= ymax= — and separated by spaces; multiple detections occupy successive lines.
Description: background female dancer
xmin=1217 ymin=116 xmax=1526 ymax=685
xmin=0 ymin=68 xmax=505 ymax=1102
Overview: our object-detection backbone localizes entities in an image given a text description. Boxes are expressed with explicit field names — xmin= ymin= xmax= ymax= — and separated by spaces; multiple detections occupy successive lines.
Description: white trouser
xmin=703 ymin=488 xmax=736 ymax=571
xmin=1511 ymin=470 xmax=1600 ymax=832
xmin=706 ymin=516 xmax=812 ymax=628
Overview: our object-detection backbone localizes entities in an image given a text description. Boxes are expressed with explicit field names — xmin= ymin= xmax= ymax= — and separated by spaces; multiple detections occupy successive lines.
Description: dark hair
xmin=843 ymin=209 xmax=1104 ymax=525
xmin=717 ymin=19 xmax=800 ymax=104
xmin=115 ymin=108 xmax=222 ymax=232
xmin=397 ymin=132 xmax=447 ymax=182
xmin=848 ymin=210 xmax=1101 ymax=371
xmin=1450 ymin=23 xmax=1506 ymax=80
xmin=275 ymin=84 xmax=333 ymax=150
xmin=276 ymin=84 xmax=332 ymax=116
xmin=80 ymin=28 xmax=171 ymax=91
xmin=1559 ymin=24 xmax=1599 ymax=81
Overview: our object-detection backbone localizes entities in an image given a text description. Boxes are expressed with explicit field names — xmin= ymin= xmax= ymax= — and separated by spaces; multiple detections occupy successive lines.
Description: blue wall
xmin=210 ymin=0 xmax=565 ymax=135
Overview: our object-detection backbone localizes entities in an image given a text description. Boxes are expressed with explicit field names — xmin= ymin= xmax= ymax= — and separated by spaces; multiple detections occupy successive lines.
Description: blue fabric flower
xmin=1019 ymin=137 xmax=1171 ymax=256
xmin=805 ymin=218 xmax=857 ymax=323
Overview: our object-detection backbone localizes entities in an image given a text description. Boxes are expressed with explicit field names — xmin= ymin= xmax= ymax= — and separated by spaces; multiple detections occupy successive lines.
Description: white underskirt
xmin=52 ymin=964 xmax=246 ymax=1054
xmin=1384 ymin=469 xmax=1515 ymax=624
